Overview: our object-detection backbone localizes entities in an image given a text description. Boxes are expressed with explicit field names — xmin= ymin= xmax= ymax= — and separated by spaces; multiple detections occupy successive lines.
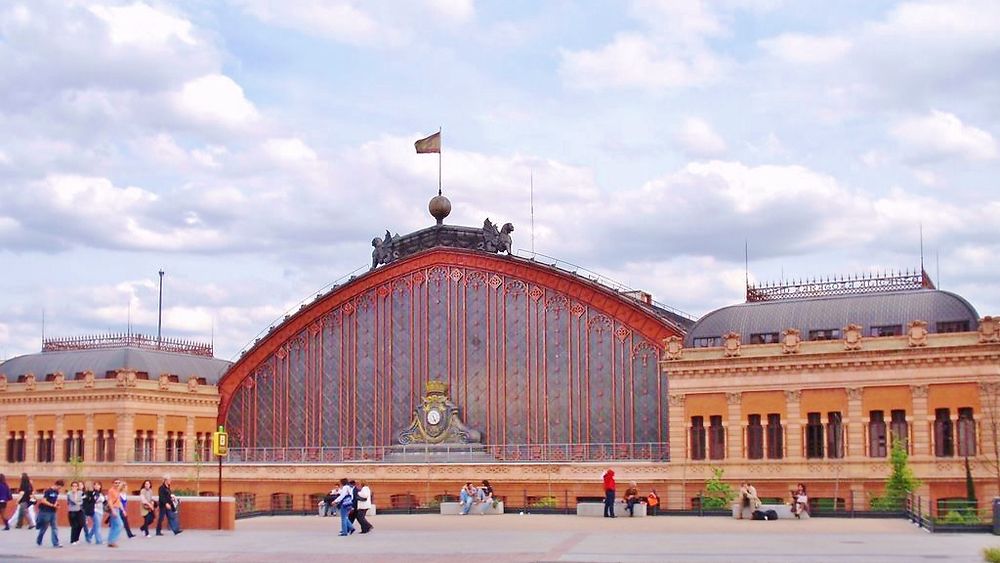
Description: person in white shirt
xmin=332 ymin=478 xmax=354 ymax=537
xmin=355 ymin=481 xmax=373 ymax=534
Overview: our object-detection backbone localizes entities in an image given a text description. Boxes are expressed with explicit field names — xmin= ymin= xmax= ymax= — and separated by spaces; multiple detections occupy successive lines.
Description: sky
xmin=0 ymin=0 xmax=998 ymax=362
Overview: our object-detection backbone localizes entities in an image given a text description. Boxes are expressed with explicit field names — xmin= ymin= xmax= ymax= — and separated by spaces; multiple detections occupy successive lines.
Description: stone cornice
xmin=664 ymin=344 xmax=1000 ymax=380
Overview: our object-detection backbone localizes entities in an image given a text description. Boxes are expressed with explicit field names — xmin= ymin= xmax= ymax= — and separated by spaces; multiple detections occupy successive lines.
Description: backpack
xmin=751 ymin=510 xmax=766 ymax=520
xmin=765 ymin=509 xmax=779 ymax=520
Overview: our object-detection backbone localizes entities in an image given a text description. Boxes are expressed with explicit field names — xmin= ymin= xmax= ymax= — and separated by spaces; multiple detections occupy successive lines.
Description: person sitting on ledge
xmin=624 ymin=482 xmax=640 ymax=517
xmin=478 ymin=480 xmax=495 ymax=514
xmin=791 ymin=483 xmax=809 ymax=519
xmin=459 ymin=483 xmax=477 ymax=515
xmin=737 ymin=482 xmax=761 ymax=520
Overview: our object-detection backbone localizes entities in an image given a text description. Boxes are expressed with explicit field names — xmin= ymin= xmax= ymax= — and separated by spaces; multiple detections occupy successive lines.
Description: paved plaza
xmin=2 ymin=514 xmax=998 ymax=562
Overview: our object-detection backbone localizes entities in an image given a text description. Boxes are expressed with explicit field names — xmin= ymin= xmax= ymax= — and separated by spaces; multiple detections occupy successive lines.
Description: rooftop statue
xmin=483 ymin=218 xmax=514 ymax=255
xmin=371 ymin=230 xmax=399 ymax=270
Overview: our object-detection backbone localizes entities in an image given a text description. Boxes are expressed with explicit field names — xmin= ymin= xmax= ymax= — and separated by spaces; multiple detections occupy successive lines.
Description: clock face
xmin=426 ymin=409 xmax=442 ymax=425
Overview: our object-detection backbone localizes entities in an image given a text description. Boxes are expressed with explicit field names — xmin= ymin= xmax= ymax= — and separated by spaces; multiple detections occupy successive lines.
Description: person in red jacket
xmin=602 ymin=469 xmax=616 ymax=518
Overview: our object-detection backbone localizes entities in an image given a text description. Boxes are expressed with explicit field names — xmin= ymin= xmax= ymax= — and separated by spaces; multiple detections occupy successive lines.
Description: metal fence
xmin=905 ymin=494 xmax=993 ymax=532
xmin=225 ymin=443 xmax=670 ymax=464
xmin=232 ymin=486 xmax=898 ymax=520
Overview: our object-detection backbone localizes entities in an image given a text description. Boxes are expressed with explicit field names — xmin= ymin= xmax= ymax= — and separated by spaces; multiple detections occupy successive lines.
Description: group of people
xmin=458 ymin=479 xmax=495 ymax=515
xmin=736 ymin=481 xmax=810 ymax=519
xmin=601 ymin=469 xmax=660 ymax=517
xmin=323 ymin=478 xmax=374 ymax=537
xmin=0 ymin=472 xmax=183 ymax=549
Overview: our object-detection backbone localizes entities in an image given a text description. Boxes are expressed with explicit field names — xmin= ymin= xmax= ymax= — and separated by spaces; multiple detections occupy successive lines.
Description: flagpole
xmin=438 ymin=127 xmax=442 ymax=196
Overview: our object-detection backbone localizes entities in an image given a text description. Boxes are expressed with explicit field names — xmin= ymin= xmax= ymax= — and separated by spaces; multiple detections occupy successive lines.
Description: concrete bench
xmin=577 ymin=500 xmax=646 ymax=517
xmin=732 ymin=503 xmax=807 ymax=520
xmin=440 ymin=501 xmax=504 ymax=515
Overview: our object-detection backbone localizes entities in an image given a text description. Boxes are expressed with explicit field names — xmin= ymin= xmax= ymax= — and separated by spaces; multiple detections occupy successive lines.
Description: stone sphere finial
xmin=429 ymin=194 xmax=451 ymax=225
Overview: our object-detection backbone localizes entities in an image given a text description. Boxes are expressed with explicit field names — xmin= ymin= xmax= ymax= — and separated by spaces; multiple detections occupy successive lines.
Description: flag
xmin=415 ymin=131 xmax=441 ymax=154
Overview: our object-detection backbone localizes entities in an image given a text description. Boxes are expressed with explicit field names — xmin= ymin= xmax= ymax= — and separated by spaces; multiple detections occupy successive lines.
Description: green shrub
xmin=938 ymin=509 xmax=983 ymax=525
xmin=530 ymin=496 xmax=558 ymax=509
xmin=982 ymin=547 xmax=1000 ymax=563
xmin=701 ymin=467 xmax=736 ymax=509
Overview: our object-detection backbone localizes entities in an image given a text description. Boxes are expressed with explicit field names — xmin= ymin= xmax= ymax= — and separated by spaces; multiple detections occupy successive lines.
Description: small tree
xmin=872 ymin=439 xmax=921 ymax=510
xmin=701 ymin=467 xmax=736 ymax=509
xmin=68 ymin=456 xmax=85 ymax=483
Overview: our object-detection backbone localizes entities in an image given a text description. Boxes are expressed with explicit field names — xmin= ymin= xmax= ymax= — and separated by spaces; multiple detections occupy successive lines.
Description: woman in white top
xmin=355 ymin=481 xmax=373 ymax=534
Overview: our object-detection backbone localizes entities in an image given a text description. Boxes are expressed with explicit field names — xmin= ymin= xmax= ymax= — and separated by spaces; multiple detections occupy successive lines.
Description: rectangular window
xmin=827 ymin=412 xmax=844 ymax=459
xmin=135 ymin=430 xmax=155 ymax=462
xmin=870 ymin=325 xmax=902 ymax=337
xmin=37 ymin=431 xmax=55 ymax=463
xmin=95 ymin=429 xmax=115 ymax=462
xmin=869 ymin=410 xmax=887 ymax=457
xmin=957 ymin=407 xmax=976 ymax=457
xmin=766 ymin=414 xmax=783 ymax=459
xmin=890 ymin=410 xmax=908 ymax=450
xmin=5 ymin=431 xmax=24 ymax=463
xmin=196 ymin=432 xmax=212 ymax=462
xmin=936 ymin=320 xmax=970 ymax=333
xmin=709 ymin=415 xmax=726 ymax=460
xmin=690 ymin=416 xmax=706 ymax=460
xmin=747 ymin=414 xmax=764 ymax=460
xmin=692 ymin=336 xmax=722 ymax=348
xmin=749 ymin=333 xmax=780 ymax=344
xmin=174 ymin=431 xmax=185 ymax=462
xmin=808 ymin=329 xmax=842 ymax=341
xmin=165 ymin=432 xmax=175 ymax=462
xmin=806 ymin=412 xmax=825 ymax=458
xmin=63 ymin=430 xmax=84 ymax=463
xmin=934 ymin=408 xmax=954 ymax=457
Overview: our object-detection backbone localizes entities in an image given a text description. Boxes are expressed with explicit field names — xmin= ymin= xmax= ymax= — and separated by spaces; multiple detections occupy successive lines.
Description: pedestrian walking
xmin=332 ymin=478 xmax=354 ymax=536
xmin=119 ymin=480 xmax=135 ymax=538
xmin=0 ymin=474 xmax=12 ymax=530
xmin=156 ymin=476 xmax=182 ymax=535
xmin=139 ymin=480 xmax=156 ymax=537
xmin=84 ymin=481 xmax=105 ymax=544
xmin=106 ymin=480 xmax=124 ymax=548
xmin=355 ymin=480 xmax=373 ymax=534
xmin=7 ymin=473 xmax=36 ymax=529
xmin=67 ymin=481 xmax=85 ymax=544
xmin=602 ymin=469 xmax=616 ymax=518
xmin=34 ymin=479 xmax=63 ymax=548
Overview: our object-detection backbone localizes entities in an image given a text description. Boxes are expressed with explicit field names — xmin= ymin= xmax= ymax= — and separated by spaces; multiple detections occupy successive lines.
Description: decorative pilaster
xmin=55 ymin=414 xmax=65 ymax=463
xmin=185 ymin=416 xmax=196 ymax=462
xmin=846 ymin=387 xmax=863 ymax=459
xmin=910 ymin=385 xmax=929 ymax=457
xmin=0 ymin=415 xmax=7 ymax=460
xmin=784 ymin=390 xmax=802 ymax=460
xmin=85 ymin=414 xmax=95 ymax=462
xmin=156 ymin=414 xmax=167 ymax=463
xmin=668 ymin=394 xmax=686 ymax=462
xmin=25 ymin=415 xmax=36 ymax=463
xmin=726 ymin=392 xmax=742 ymax=460
xmin=978 ymin=382 xmax=1000 ymax=459
xmin=115 ymin=413 xmax=135 ymax=463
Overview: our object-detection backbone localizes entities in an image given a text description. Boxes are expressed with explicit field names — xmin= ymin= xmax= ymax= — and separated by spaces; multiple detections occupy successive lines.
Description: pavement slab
xmin=1 ymin=514 xmax=998 ymax=562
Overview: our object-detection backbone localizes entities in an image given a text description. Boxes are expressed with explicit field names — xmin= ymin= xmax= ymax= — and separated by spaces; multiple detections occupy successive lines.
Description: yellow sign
xmin=212 ymin=426 xmax=229 ymax=457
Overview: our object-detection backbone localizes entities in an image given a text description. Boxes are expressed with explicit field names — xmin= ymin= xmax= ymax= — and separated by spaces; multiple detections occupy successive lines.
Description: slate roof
xmin=685 ymin=289 xmax=980 ymax=346
xmin=0 ymin=347 xmax=231 ymax=384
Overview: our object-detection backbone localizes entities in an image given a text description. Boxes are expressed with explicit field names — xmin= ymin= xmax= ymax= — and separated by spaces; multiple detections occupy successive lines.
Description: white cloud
xmin=172 ymin=74 xmax=259 ymax=128
xmin=559 ymin=33 xmax=723 ymax=91
xmin=88 ymin=2 xmax=197 ymax=47
xmin=262 ymin=138 xmax=318 ymax=162
xmin=891 ymin=110 xmax=997 ymax=162
xmin=232 ymin=0 xmax=389 ymax=45
xmin=675 ymin=117 xmax=727 ymax=156
xmin=758 ymin=33 xmax=851 ymax=64
xmin=424 ymin=0 xmax=474 ymax=23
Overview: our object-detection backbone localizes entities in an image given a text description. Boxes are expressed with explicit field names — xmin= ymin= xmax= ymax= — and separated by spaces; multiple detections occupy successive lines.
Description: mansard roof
xmin=685 ymin=289 xmax=980 ymax=346
xmin=0 ymin=346 xmax=231 ymax=384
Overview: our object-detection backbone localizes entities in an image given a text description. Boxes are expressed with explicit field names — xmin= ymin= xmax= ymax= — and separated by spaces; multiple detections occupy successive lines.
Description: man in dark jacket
xmin=155 ymin=476 xmax=182 ymax=536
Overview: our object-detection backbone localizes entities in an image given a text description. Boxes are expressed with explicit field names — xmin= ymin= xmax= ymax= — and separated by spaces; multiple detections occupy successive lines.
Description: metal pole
xmin=217 ymin=455 xmax=222 ymax=530
xmin=157 ymin=270 xmax=165 ymax=347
